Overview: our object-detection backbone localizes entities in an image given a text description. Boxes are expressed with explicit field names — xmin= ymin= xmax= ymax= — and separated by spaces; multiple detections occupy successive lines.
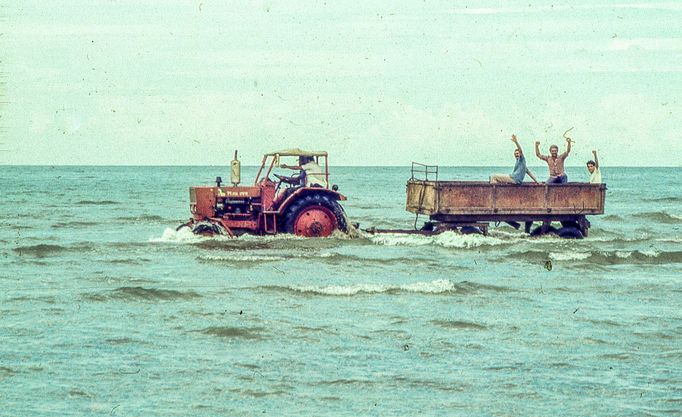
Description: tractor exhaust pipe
xmin=231 ymin=150 xmax=241 ymax=186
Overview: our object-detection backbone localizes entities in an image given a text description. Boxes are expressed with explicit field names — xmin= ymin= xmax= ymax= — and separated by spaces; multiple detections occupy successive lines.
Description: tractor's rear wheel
xmin=283 ymin=194 xmax=348 ymax=237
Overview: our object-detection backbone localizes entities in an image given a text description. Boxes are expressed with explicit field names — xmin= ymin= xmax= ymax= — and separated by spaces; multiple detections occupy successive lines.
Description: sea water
xmin=1 ymin=165 xmax=681 ymax=416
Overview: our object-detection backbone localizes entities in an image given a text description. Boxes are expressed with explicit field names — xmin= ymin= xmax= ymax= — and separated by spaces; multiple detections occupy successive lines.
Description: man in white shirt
xmin=586 ymin=150 xmax=602 ymax=183
xmin=299 ymin=157 xmax=327 ymax=187
xmin=280 ymin=156 xmax=327 ymax=188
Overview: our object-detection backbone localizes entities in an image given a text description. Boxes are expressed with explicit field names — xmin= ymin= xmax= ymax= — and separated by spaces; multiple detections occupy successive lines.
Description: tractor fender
xmin=276 ymin=187 xmax=346 ymax=214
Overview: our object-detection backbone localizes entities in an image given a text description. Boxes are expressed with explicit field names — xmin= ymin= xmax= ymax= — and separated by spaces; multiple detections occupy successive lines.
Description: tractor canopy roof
xmin=265 ymin=148 xmax=328 ymax=157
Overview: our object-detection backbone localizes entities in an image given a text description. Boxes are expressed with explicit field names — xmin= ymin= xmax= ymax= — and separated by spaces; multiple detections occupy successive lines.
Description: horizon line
xmin=1 ymin=164 xmax=681 ymax=168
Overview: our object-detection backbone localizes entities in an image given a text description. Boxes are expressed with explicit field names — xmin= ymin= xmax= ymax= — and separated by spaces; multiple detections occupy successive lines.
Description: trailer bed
xmin=406 ymin=180 xmax=606 ymax=237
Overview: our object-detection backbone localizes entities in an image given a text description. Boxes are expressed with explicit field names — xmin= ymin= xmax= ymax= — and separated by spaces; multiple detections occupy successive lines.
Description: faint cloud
xmin=609 ymin=38 xmax=682 ymax=51
xmin=6 ymin=24 xmax=165 ymax=37
xmin=448 ymin=2 xmax=682 ymax=15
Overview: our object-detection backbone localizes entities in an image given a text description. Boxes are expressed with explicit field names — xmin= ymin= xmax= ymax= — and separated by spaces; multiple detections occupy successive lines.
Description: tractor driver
xmin=279 ymin=156 xmax=327 ymax=188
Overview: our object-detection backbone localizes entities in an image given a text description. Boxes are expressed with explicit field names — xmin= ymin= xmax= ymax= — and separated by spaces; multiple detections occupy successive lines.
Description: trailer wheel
xmin=283 ymin=194 xmax=348 ymax=237
xmin=560 ymin=221 xmax=580 ymax=229
xmin=530 ymin=225 xmax=558 ymax=237
xmin=460 ymin=226 xmax=482 ymax=235
xmin=557 ymin=227 xmax=584 ymax=239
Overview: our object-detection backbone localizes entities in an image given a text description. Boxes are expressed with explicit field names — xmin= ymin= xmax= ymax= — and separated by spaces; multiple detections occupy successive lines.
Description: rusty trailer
xmin=397 ymin=163 xmax=606 ymax=238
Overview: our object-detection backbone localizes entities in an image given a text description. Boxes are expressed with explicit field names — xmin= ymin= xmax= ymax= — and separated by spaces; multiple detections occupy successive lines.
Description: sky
xmin=1 ymin=0 xmax=681 ymax=166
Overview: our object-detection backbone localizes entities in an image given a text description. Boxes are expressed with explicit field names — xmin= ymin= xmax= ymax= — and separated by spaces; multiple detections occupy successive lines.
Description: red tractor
xmin=178 ymin=149 xmax=348 ymax=237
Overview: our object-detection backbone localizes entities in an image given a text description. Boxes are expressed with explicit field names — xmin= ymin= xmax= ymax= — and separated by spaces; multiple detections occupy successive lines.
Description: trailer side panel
xmin=406 ymin=181 xmax=606 ymax=216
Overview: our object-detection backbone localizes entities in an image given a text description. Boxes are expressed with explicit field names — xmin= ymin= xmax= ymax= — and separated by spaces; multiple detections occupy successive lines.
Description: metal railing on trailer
xmin=411 ymin=162 xmax=438 ymax=181
xmin=409 ymin=162 xmax=439 ymax=229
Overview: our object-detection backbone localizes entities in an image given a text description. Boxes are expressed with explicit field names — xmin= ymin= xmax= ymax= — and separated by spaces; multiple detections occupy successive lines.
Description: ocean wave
xmin=68 ymin=389 xmax=93 ymax=398
xmin=315 ymin=252 xmax=451 ymax=269
xmin=196 ymin=326 xmax=266 ymax=340
xmin=642 ymin=196 xmax=682 ymax=203
xmin=1 ymin=223 xmax=35 ymax=230
xmin=261 ymin=279 xmax=510 ymax=297
xmin=51 ymin=221 xmax=99 ymax=229
xmin=656 ymin=237 xmax=682 ymax=243
xmin=105 ymin=337 xmax=144 ymax=345
xmin=599 ymin=352 xmax=630 ymax=360
xmin=588 ymin=233 xmax=652 ymax=244
xmin=7 ymin=295 xmax=57 ymax=304
xmin=149 ymin=227 xmax=336 ymax=247
xmin=319 ymin=379 xmax=376 ymax=387
xmin=194 ymin=233 xmax=358 ymax=252
xmin=633 ymin=211 xmax=682 ymax=224
xmin=75 ymin=200 xmax=120 ymax=205
xmin=347 ymin=202 xmax=397 ymax=210
xmin=237 ymin=231 xmax=356 ymax=242
xmin=159 ymin=226 xmax=509 ymax=249
xmin=431 ymin=319 xmax=487 ymax=330
xmin=197 ymin=251 xmax=449 ymax=270
xmin=151 ymin=223 xmax=659 ymax=251
xmin=193 ymin=239 xmax=268 ymax=251
xmin=233 ymin=389 xmax=289 ymax=398
xmin=149 ymin=227 xmax=206 ymax=243
xmin=391 ymin=376 xmax=470 ymax=392
xmin=13 ymin=244 xmax=67 ymax=257
xmin=12 ymin=243 xmax=94 ymax=258
xmin=549 ymin=252 xmax=591 ymax=261
xmin=369 ymin=231 xmax=512 ymax=248
xmin=197 ymin=254 xmax=287 ymax=263
xmin=197 ymin=250 xmax=336 ymax=262
xmin=106 ymin=258 xmax=151 ymax=265
xmin=83 ymin=286 xmax=201 ymax=302
xmin=583 ymin=337 xmax=609 ymax=345
xmin=115 ymin=215 xmax=166 ymax=222
xmin=602 ymin=214 xmax=625 ymax=222
xmin=518 ymin=249 xmax=682 ymax=265
xmin=0 ymin=366 xmax=17 ymax=377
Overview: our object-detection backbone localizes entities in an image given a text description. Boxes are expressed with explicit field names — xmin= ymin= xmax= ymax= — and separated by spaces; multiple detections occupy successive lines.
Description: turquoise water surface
xmin=1 ymin=166 xmax=681 ymax=416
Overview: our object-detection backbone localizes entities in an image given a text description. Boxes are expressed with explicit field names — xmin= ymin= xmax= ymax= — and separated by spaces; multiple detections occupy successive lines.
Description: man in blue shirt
xmin=490 ymin=134 xmax=540 ymax=184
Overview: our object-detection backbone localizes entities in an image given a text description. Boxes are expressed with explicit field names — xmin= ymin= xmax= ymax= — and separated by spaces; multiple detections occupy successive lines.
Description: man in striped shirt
xmin=535 ymin=137 xmax=572 ymax=184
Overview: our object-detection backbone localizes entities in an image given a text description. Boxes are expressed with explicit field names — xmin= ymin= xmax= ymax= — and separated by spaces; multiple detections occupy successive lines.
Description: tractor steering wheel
xmin=274 ymin=173 xmax=300 ymax=186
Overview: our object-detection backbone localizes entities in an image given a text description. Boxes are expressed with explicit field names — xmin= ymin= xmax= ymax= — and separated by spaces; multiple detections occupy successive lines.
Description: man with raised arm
xmin=586 ymin=150 xmax=602 ymax=183
xmin=490 ymin=134 xmax=540 ymax=185
xmin=535 ymin=136 xmax=572 ymax=184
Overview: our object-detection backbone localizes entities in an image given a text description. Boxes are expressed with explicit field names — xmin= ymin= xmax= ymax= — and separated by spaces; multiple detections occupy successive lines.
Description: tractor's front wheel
xmin=283 ymin=194 xmax=348 ymax=237
xmin=191 ymin=221 xmax=227 ymax=236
